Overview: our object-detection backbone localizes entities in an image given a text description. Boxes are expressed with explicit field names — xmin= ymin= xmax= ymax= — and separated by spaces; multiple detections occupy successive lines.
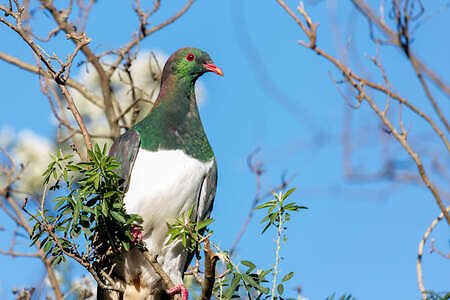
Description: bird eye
xmin=186 ymin=53 xmax=195 ymax=61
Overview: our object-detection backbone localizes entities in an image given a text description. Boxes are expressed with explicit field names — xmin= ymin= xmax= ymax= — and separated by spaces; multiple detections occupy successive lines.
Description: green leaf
xmin=63 ymin=168 xmax=68 ymax=182
xmin=78 ymin=162 xmax=93 ymax=168
xmin=260 ymin=215 xmax=270 ymax=223
xmin=181 ymin=233 xmax=187 ymax=248
xmin=53 ymin=196 xmax=67 ymax=210
xmin=43 ymin=239 xmax=52 ymax=252
xmin=277 ymin=283 xmax=284 ymax=295
xmin=111 ymin=211 xmax=126 ymax=223
xmin=241 ymin=260 xmax=256 ymax=271
xmin=73 ymin=198 xmax=81 ymax=225
xmin=51 ymin=255 xmax=62 ymax=266
xmin=31 ymin=222 xmax=40 ymax=236
xmin=61 ymin=207 xmax=73 ymax=215
xmin=225 ymin=274 xmax=241 ymax=299
xmin=55 ymin=226 xmax=66 ymax=232
xmin=242 ymin=274 xmax=263 ymax=292
xmin=282 ymin=272 xmax=294 ymax=282
xmin=261 ymin=223 xmax=271 ymax=234
xmin=66 ymin=165 xmax=81 ymax=172
xmin=196 ymin=218 xmax=214 ymax=231
xmin=104 ymin=190 xmax=116 ymax=198
xmin=101 ymin=199 xmax=108 ymax=217
xmin=255 ymin=202 xmax=274 ymax=210
xmin=281 ymin=188 xmax=296 ymax=201
xmin=122 ymin=240 xmax=130 ymax=251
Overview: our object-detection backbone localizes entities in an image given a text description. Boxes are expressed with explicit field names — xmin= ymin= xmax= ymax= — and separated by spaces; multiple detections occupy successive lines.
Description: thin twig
xmin=416 ymin=207 xmax=450 ymax=300
xmin=350 ymin=0 xmax=450 ymax=96
xmin=107 ymin=0 xmax=195 ymax=78
xmin=0 ymin=51 xmax=103 ymax=108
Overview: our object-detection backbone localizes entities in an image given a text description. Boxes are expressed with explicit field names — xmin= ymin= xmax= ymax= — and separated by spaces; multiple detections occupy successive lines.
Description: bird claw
xmin=166 ymin=284 xmax=188 ymax=300
xmin=131 ymin=225 xmax=143 ymax=243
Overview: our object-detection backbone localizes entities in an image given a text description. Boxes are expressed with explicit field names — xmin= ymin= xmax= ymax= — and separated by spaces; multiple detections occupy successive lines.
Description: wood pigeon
xmin=107 ymin=47 xmax=222 ymax=300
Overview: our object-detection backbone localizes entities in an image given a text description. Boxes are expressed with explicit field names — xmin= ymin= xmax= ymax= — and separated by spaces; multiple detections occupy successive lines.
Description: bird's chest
xmin=123 ymin=148 xmax=212 ymax=246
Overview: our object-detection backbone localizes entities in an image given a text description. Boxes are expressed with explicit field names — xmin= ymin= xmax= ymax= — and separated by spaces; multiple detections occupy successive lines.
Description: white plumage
xmin=119 ymin=149 xmax=215 ymax=299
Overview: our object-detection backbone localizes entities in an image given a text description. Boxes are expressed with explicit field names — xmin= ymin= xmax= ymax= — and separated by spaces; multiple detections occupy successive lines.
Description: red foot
xmin=131 ymin=225 xmax=143 ymax=243
xmin=167 ymin=284 xmax=188 ymax=300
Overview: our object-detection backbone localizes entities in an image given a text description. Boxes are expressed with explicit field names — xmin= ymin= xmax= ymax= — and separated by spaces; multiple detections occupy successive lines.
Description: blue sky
xmin=0 ymin=1 xmax=449 ymax=299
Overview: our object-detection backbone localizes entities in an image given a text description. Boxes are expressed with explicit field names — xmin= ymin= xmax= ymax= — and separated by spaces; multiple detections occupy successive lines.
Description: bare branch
xmin=350 ymin=0 xmax=450 ymax=96
xmin=429 ymin=238 xmax=450 ymax=259
xmin=107 ymin=0 xmax=195 ymax=78
xmin=0 ymin=51 xmax=103 ymax=108
xmin=274 ymin=0 xmax=450 ymax=224
xmin=417 ymin=207 xmax=450 ymax=300
xmin=200 ymin=239 xmax=218 ymax=300
xmin=39 ymin=0 xmax=119 ymax=138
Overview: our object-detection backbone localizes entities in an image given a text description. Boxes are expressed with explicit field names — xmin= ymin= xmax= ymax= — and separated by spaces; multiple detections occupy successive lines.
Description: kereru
xmin=107 ymin=47 xmax=223 ymax=300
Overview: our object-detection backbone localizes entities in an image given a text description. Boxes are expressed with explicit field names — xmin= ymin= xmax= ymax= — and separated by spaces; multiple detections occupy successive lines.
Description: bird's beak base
xmin=203 ymin=63 xmax=224 ymax=76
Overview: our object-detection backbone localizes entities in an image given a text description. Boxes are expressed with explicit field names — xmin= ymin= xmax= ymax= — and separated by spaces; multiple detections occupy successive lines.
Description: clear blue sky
xmin=0 ymin=1 xmax=449 ymax=299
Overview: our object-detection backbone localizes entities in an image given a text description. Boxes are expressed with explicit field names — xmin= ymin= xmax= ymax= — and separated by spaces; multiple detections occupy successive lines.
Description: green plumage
xmin=133 ymin=48 xmax=215 ymax=162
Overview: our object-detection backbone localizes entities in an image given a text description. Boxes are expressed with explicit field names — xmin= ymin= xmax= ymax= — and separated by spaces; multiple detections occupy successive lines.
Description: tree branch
xmin=107 ymin=0 xmax=195 ymax=78
xmin=0 ymin=51 xmax=103 ymax=108
xmin=39 ymin=0 xmax=119 ymax=138
xmin=416 ymin=207 xmax=450 ymax=300
xmin=350 ymin=0 xmax=450 ymax=96
xmin=274 ymin=0 xmax=450 ymax=224
xmin=200 ymin=239 xmax=218 ymax=300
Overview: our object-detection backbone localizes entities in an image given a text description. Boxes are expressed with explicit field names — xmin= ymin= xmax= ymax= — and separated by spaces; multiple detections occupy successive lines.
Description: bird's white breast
xmin=123 ymin=148 xmax=213 ymax=253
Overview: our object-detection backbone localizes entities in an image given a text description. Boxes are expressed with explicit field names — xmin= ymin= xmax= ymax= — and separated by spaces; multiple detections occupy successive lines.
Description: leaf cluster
xmin=255 ymin=188 xmax=307 ymax=234
xmin=424 ymin=291 xmax=450 ymax=300
xmin=216 ymin=189 xmax=302 ymax=300
xmin=166 ymin=206 xmax=214 ymax=252
xmin=218 ymin=260 xmax=296 ymax=300
xmin=325 ymin=293 xmax=356 ymax=300
xmin=30 ymin=145 xmax=142 ymax=271
xmin=219 ymin=259 xmax=271 ymax=299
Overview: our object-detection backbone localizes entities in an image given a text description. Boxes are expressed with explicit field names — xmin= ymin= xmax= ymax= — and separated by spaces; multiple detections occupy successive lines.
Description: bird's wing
xmin=195 ymin=159 xmax=218 ymax=224
xmin=181 ymin=159 xmax=217 ymax=273
xmin=109 ymin=129 xmax=141 ymax=193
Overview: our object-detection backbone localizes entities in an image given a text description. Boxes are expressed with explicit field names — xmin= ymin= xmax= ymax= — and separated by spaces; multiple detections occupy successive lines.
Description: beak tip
xmin=204 ymin=63 xmax=224 ymax=77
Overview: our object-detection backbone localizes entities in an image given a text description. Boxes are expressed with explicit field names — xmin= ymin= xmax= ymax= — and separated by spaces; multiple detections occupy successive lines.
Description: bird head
xmin=161 ymin=47 xmax=223 ymax=82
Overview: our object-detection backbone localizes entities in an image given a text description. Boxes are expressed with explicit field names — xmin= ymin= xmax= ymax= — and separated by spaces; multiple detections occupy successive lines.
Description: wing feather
xmin=196 ymin=160 xmax=218 ymax=223
xmin=109 ymin=129 xmax=141 ymax=192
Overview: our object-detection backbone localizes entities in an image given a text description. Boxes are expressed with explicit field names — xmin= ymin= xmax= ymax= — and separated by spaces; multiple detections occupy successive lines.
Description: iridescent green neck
xmin=133 ymin=75 xmax=214 ymax=162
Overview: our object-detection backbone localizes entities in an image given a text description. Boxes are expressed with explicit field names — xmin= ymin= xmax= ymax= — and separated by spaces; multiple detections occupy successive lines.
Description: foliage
xmin=167 ymin=188 xmax=305 ymax=300
xmin=325 ymin=293 xmax=357 ymax=300
xmin=256 ymin=188 xmax=307 ymax=300
xmin=424 ymin=291 xmax=450 ymax=300
xmin=256 ymin=188 xmax=307 ymax=234
xmin=166 ymin=205 xmax=215 ymax=252
xmin=218 ymin=260 xmax=271 ymax=300
xmin=29 ymin=145 xmax=142 ymax=270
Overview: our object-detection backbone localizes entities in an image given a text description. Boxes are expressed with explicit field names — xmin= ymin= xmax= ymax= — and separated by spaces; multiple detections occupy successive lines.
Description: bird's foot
xmin=131 ymin=225 xmax=143 ymax=243
xmin=167 ymin=284 xmax=188 ymax=300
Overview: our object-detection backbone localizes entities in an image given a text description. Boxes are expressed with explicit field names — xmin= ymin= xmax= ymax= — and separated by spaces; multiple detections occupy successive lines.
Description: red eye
xmin=186 ymin=53 xmax=195 ymax=61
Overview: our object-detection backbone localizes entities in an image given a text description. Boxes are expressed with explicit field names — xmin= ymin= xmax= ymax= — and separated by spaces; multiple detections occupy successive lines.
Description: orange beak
xmin=203 ymin=63 xmax=224 ymax=76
